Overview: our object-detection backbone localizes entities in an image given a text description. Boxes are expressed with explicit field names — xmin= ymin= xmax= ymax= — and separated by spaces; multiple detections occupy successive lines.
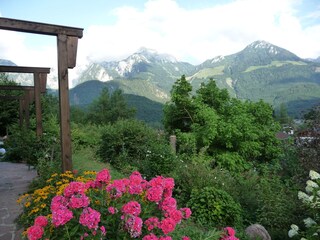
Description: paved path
xmin=0 ymin=162 xmax=37 ymax=240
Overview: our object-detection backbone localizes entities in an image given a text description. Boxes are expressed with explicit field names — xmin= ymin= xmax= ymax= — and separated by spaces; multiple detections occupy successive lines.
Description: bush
xmin=98 ymin=119 xmax=176 ymax=178
xmin=187 ymin=186 xmax=243 ymax=229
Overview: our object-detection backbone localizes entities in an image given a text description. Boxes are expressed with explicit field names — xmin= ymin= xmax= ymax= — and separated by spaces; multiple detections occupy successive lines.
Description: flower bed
xmin=18 ymin=169 xmax=193 ymax=239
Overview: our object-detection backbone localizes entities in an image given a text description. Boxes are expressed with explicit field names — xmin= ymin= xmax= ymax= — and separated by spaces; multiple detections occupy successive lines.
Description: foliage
xmin=289 ymin=170 xmax=320 ymax=239
xmin=187 ymin=187 xmax=243 ymax=229
xmin=86 ymin=88 xmax=136 ymax=125
xmin=164 ymin=76 xmax=281 ymax=171
xmin=71 ymin=122 xmax=102 ymax=151
xmin=98 ymin=119 xmax=176 ymax=178
xmin=19 ymin=169 xmax=192 ymax=239
xmin=4 ymin=113 xmax=60 ymax=166
xmin=0 ymin=74 xmax=21 ymax=135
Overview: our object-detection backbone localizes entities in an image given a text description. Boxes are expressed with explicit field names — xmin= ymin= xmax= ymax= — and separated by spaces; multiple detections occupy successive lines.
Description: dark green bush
xmin=187 ymin=186 xmax=243 ymax=229
xmin=98 ymin=119 xmax=175 ymax=178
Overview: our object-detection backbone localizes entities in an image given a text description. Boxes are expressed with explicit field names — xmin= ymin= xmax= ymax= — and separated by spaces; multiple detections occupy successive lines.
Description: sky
xmin=0 ymin=0 xmax=320 ymax=86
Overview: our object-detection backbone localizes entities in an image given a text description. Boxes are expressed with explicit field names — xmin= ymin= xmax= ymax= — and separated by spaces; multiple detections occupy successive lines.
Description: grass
xmin=244 ymin=60 xmax=307 ymax=72
xmin=73 ymin=147 xmax=124 ymax=179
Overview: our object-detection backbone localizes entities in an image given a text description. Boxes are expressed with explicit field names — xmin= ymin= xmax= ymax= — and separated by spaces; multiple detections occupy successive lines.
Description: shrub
xmin=98 ymin=119 xmax=175 ymax=178
xmin=288 ymin=170 xmax=320 ymax=240
xmin=187 ymin=186 xmax=242 ymax=229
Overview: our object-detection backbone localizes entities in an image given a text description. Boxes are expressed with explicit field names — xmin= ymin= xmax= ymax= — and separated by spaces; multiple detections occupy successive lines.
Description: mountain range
xmin=2 ymin=40 xmax=320 ymax=123
xmin=71 ymin=40 xmax=320 ymax=118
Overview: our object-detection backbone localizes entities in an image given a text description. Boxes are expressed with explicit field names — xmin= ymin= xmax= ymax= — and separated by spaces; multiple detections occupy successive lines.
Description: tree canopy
xmin=163 ymin=76 xmax=281 ymax=171
xmin=86 ymin=88 xmax=136 ymax=125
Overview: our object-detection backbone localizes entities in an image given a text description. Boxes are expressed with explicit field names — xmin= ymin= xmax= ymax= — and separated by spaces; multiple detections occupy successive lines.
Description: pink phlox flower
xmin=69 ymin=194 xmax=90 ymax=209
xmin=122 ymin=201 xmax=141 ymax=216
xmin=51 ymin=195 xmax=68 ymax=211
xmin=95 ymin=169 xmax=111 ymax=185
xmin=180 ymin=208 xmax=192 ymax=219
xmin=125 ymin=216 xmax=143 ymax=238
xmin=108 ymin=206 xmax=118 ymax=215
xmin=106 ymin=179 xmax=128 ymax=198
xmin=79 ymin=207 xmax=101 ymax=230
xmin=225 ymin=227 xmax=235 ymax=236
xmin=163 ymin=178 xmax=174 ymax=198
xmin=63 ymin=181 xmax=86 ymax=197
xmin=160 ymin=217 xmax=176 ymax=235
xmin=148 ymin=176 xmax=164 ymax=188
xmin=52 ymin=208 xmax=73 ymax=227
xmin=159 ymin=197 xmax=177 ymax=212
xmin=143 ymin=233 xmax=159 ymax=240
xmin=146 ymin=186 xmax=164 ymax=203
xmin=166 ymin=209 xmax=183 ymax=224
xmin=182 ymin=236 xmax=191 ymax=240
xmin=128 ymin=171 xmax=145 ymax=194
xmin=220 ymin=227 xmax=239 ymax=240
xmin=144 ymin=217 xmax=160 ymax=231
xmin=85 ymin=180 xmax=96 ymax=189
xmin=27 ymin=225 xmax=44 ymax=240
xmin=100 ymin=225 xmax=107 ymax=236
xmin=34 ymin=216 xmax=48 ymax=227
xmin=159 ymin=236 xmax=173 ymax=240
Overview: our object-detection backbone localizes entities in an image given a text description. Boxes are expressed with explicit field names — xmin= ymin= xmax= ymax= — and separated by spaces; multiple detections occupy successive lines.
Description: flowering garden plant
xmin=18 ymin=168 xmax=192 ymax=239
xmin=288 ymin=170 xmax=320 ymax=239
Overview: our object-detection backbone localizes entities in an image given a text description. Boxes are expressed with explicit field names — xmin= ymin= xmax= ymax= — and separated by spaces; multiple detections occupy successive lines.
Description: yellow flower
xmin=95 ymin=200 xmax=101 ymax=205
xmin=41 ymin=203 xmax=46 ymax=208
xmin=25 ymin=202 xmax=31 ymax=208
xmin=51 ymin=173 xmax=58 ymax=177
xmin=32 ymin=207 xmax=39 ymax=213
xmin=56 ymin=181 xmax=62 ymax=185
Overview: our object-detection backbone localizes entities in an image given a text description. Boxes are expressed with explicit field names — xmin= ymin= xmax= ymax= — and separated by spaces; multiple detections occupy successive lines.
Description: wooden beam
xmin=34 ymin=73 xmax=43 ymax=137
xmin=67 ymin=36 xmax=78 ymax=68
xmin=58 ymin=34 xmax=73 ymax=172
xmin=0 ymin=17 xmax=83 ymax=38
xmin=0 ymin=65 xmax=50 ymax=73
xmin=0 ymin=85 xmax=34 ymax=91
xmin=0 ymin=95 xmax=23 ymax=100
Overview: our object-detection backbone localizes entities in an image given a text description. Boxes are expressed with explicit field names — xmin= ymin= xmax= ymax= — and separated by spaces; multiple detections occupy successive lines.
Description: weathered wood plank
xmin=0 ymin=95 xmax=23 ymax=100
xmin=58 ymin=34 xmax=73 ymax=172
xmin=0 ymin=85 xmax=34 ymax=91
xmin=67 ymin=36 xmax=78 ymax=68
xmin=0 ymin=65 xmax=50 ymax=73
xmin=34 ymin=73 xmax=43 ymax=137
xmin=0 ymin=17 xmax=83 ymax=37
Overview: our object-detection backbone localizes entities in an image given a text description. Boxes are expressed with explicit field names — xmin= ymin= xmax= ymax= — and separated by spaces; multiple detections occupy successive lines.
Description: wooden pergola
xmin=0 ymin=66 xmax=49 ymax=136
xmin=0 ymin=17 xmax=83 ymax=172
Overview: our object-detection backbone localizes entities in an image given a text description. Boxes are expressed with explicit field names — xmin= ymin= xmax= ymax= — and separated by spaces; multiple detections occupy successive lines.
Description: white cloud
xmin=81 ymin=0 xmax=320 ymax=65
xmin=1 ymin=0 xmax=320 ymax=87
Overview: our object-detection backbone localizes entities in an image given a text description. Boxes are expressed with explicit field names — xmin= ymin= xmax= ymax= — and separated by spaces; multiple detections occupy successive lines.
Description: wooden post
xmin=57 ymin=34 xmax=72 ymax=172
xmin=34 ymin=72 xmax=43 ymax=137
xmin=19 ymin=99 xmax=24 ymax=127
xmin=170 ymin=135 xmax=177 ymax=154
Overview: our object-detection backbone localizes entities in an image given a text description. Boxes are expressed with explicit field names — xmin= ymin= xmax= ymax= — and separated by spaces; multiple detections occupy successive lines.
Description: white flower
xmin=288 ymin=224 xmax=299 ymax=237
xmin=303 ymin=217 xmax=317 ymax=228
xmin=306 ymin=185 xmax=314 ymax=193
xmin=291 ymin=224 xmax=299 ymax=231
xmin=310 ymin=170 xmax=320 ymax=180
xmin=307 ymin=180 xmax=319 ymax=189
xmin=298 ymin=191 xmax=310 ymax=203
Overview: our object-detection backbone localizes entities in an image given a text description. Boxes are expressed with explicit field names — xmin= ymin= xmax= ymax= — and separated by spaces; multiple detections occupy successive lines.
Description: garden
xmin=1 ymin=75 xmax=320 ymax=239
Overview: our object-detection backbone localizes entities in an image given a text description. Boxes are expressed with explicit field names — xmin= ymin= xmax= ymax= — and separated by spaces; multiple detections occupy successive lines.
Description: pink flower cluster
xmin=220 ymin=227 xmax=240 ymax=240
xmin=27 ymin=168 xmax=192 ymax=240
xmin=27 ymin=216 xmax=48 ymax=240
